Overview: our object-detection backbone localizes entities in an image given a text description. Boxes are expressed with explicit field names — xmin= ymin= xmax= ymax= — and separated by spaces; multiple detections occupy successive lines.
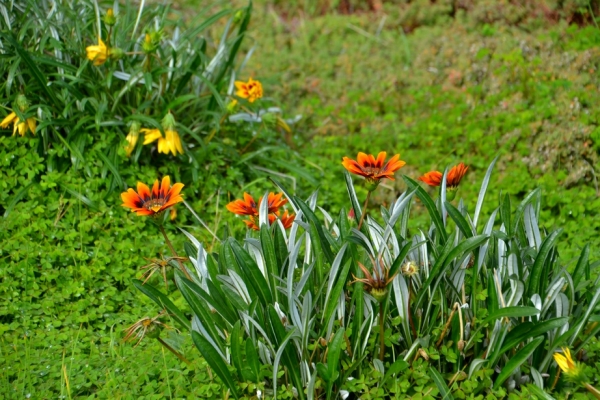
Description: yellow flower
xmin=141 ymin=113 xmax=184 ymax=156
xmin=234 ymin=78 xmax=263 ymax=103
xmin=1 ymin=111 xmax=36 ymax=137
xmin=86 ymin=37 xmax=108 ymax=66
xmin=141 ymin=129 xmax=183 ymax=156
xmin=554 ymin=347 xmax=584 ymax=381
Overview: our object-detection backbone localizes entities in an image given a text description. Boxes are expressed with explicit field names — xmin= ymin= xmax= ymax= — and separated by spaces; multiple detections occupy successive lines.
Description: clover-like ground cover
xmin=2 ymin=1 xmax=600 ymax=397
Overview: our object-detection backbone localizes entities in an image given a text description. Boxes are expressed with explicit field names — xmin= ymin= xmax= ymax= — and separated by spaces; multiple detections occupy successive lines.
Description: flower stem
xmin=585 ymin=383 xmax=600 ymax=400
xmin=357 ymin=191 xmax=371 ymax=231
xmin=379 ymin=302 xmax=385 ymax=361
xmin=159 ymin=224 xmax=192 ymax=280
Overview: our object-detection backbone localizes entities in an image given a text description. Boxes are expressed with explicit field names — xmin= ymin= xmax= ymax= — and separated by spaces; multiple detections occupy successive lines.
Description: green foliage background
xmin=2 ymin=0 xmax=600 ymax=398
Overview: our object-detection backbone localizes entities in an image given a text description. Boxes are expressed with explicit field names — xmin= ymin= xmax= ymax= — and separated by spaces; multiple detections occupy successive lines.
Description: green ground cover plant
xmin=1 ymin=0 xmax=600 ymax=397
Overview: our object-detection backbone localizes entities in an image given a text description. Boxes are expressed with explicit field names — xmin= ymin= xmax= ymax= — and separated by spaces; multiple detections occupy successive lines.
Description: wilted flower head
xmin=342 ymin=152 xmax=406 ymax=191
xmin=140 ymin=255 xmax=188 ymax=288
xmin=123 ymin=310 xmax=171 ymax=346
xmin=351 ymin=256 xmax=398 ymax=302
xmin=121 ymin=176 xmax=184 ymax=217
xmin=235 ymin=78 xmax=263 ymax=103
xmin=401 ymin=261 xmax=419 ymax=277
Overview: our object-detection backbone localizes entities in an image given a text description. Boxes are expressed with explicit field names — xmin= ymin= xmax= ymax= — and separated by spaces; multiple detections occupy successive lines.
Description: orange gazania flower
xmin=243 ymin=210 xmax=295 ymax=231
xmin=121 ymin=176 xmax=184 ymax=216
xmin=342 ymin=152 xmax=406 ymax=189
xmin=226 ymin=192 xmax=287 ymax=216
xmin=418 ymin=163 xmax=468 ymax=189
xmin=234 ymin=78 xmax=263 ymax=103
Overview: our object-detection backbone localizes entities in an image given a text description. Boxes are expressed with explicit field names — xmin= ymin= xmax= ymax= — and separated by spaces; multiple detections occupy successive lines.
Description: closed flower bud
xmin=109 ymin=47 xmax=124 ymax=60
xmin=233 ymin=9 xmax=245 ymax=23
xmin=16 ymin=94 xmax=29 ymax=112
xmin=104 ymin=8 xmax=116 ymax=26
xmin=226 ymin=99 xmax=238 ymax=113
xmin=161 ymin=111 xmax=176 ymax=131
xmin=261 ymin=112 xmax=277 ymax=126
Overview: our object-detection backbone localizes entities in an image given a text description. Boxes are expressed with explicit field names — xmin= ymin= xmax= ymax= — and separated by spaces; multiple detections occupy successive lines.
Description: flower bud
xmin=161 ymin=111 xmax=176 ymax=131
xmin=104 ymin=8 xmax=116 ymax=26
xmin=109 ymin=47 xmax=124 ymax=60
xmin=226 ymin=99 xmax=238 ymax=113
xmin=371 ymin=287 xmax=388 ymax=302
xmin=15 ymin=94 xmax=29 ymax=112
xmin=142 ymin=30 xmax=162 ymax=54
xmin=233 ymin=9 xmax=245 ymax=23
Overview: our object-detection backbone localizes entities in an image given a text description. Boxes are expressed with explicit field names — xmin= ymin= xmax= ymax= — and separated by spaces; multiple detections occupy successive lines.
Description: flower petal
xmin=137 ymin=182 xmax=151 ymax=201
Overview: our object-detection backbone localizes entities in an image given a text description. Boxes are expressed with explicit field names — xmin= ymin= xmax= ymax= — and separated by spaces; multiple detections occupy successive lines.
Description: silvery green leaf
xmin=468 ymin=359 xmax=488 ymax=379
xmin=192 ymin=315 xmax=227 ymax=361
xmin=541 ymin=277 xmax=565 ymax=316
xmin=474 ymin=156 xmax=498 ymax=229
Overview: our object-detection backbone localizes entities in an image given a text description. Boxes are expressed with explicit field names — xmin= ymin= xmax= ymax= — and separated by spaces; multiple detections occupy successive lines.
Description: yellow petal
xmin=142 ymin=129 xmax=162 ymax=145
xmin=553 ymin=353 xmax=570 ymax=373
xmin=1 ymin=112 xmax=17 ymax=128
xmin=27 ymin=117 xmax=36 ymax=134
xmin=17 ymin=120 xmax=27 ymax=137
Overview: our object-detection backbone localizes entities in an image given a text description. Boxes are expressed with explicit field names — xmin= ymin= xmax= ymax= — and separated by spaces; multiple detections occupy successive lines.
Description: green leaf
xmin=245 ymin=339 xmax=261 ymax=383
xmin=176 ymin=273 xmax=233 ymax=331
xmin=260 ymin=224 xmax=279 ymax=303
xmin=192 ymin=331 xmax=240 ymax=399
xmin=482 ymin=306 xmax=540 ymax=325
xmin=344 ymin=171 xmax=362 ymax=225
xmin=322 ymin=258 xmax=352 ymax=331
xmin=429 ymin=365 xmax=454 ymax=400
xmin=404 ymin=175 xmax=447 ymax=242
xmin=133 ymin=280 xmax=190 ymax=330
xmin=59 ymin=183 xmax=100 ymax=212
xmin=493 ymin=336 xmax=544 ymax=389
xmin=498 ymin=317 xmax=567 ymax=356
xmin=327 ymin=327 xmax=345 ymax=382
xmin=383 ymin=358 xmax=409 ymax=383
xmin=3 ymin=182 xmax=34 ymax=218
xmin=1 ymin=32 xmax=60 ymax=106
xmin=229 ymin=239 xmax=273 ymax=306
xmin=527 ymin=229 xmax=563 ymax=298
xmin=445 ymin=201 xmax=473 ymax=238
xmin=295 ymin=197 xmax=334 ymax=264
xmin=500 ymin=193 xmax=512 ymax=237
xmin=230 ymin=321 xmax=244 ymax=380
xmin=268 ymin=306 xmax=305 ymax=400
xmin=572 ymin=244 xmax=590 ymax=292
xmin=416 ymin=235 xmax=488 ymax=310
xmin=473 ymin=156 xmax=498 ymax=229
xmin=525 ymin=384 xmax=556 ymax=400
xmin=95 ymin=150 xmax=124 ymax=190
